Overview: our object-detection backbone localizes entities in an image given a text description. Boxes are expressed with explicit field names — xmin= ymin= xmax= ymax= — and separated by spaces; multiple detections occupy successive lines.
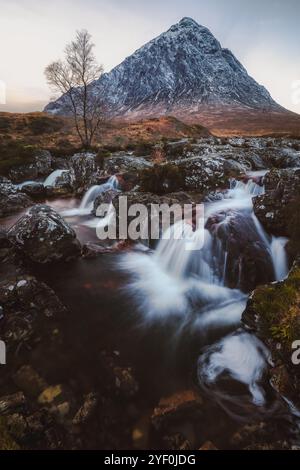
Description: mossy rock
xmin=0 ymin=417 xmax=20 ymax=450
xmin=243 ymin=266 xmax=300 ymax=361
xmin=139 ymin=163 xmax=185 ymax=194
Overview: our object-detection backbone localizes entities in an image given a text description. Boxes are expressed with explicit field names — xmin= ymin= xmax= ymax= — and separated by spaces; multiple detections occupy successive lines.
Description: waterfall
xmin=229 ymin=178 xmax=265 ymax=198
xmin=121 ymin=173 xmax=288 ymax=322
xmin=119 ymin=171 xmax=290 ymax=422
xmin=61 ymin=175 xmax=119 ymax=217
xmin=79 ymin=176 xmax=119 ymax=211
xmin=43 ymin=169 xmax=68 ymax=187
xmin=271 ymin=236 xmax=289 ymax=281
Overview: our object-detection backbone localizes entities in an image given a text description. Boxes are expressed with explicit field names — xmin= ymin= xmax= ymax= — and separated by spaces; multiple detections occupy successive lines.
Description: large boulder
xmin=162 ymin=154 xmax=246 ymax=193
xmin=254 ymin=168 xmax=300 ymax=236
xmin=8 ymin=205 xmax=81 ymax=264
xmin=19 ymin=182 xmax=46 ymax=200
xmin=103 ymin=153 xmax=152 ymax=175
xmin=71 ymin=153 xmax=98 ymax=192
xmin=9 ymin=150 xmax=52 ymax=183
xmin=242 ymin=263 xmax=300 ymax=408
xmin=206 ymin=209 xmax=275 ymax=292
xmin=0 ymin=179 xmax=32 ymax=218
xmin=45 ymin=169 xmax=76 ymax=197
xmin=0 ymin=274 xmax=67 ymax=353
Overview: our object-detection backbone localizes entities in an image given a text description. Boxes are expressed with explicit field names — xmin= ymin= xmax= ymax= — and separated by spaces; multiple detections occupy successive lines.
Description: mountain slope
xmin=45 ymin=17 xmax=297 ymax=132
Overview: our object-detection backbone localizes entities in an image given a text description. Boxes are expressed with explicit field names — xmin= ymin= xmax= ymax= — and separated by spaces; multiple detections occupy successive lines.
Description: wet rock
xmin=45 ymin=169 xmax=75 ymax=197
xmin=230 ymin=422 xmax=290 ymax=450
xmin=81 ymin=240 xmax=134 ymax=258
xmin=0 ymin=274 xmax=67 ymax=354
xmin=176 ymin=154 xmax=243 ymax=192
xmin=206 ymin=209 xmax=275 ymax=292
xmin=38 ymin=385 xmax=64 ymax=405
xmin=103 ymin=153 xmax=152 ymax=175
xmin=8 ymin=204 xmax=81 ymax=263
xmin=0 ymin=229 xmax=15 ymax=262
xmin=242 ymin=264 xmax=300 ymax=407
xmin=93 ymin=188 xmax=119 ymax=215
xmin=151 ymin=389 xmax=203 ymax=431
xmin=0 ymin=180 xmax=32 ymax=218
xmin=131 ymin=415 xmax=151 ymax=449
xmin=99 ymin=351 xmax=139 ymax=399
xmin=163 ymin=432 xmax=191 ymax=450
xmin=72 ymin=393 xmax=98 ymax=426
xmin=71 ymin=153 xmax=98 ymax=192
xmin=34 ymin=150 xmax=52 ymax=176
xmin=13 ymin=366 xmax=48 ymax=398
xmin=4 ymin=413 xmax=28 ymax=443
xmin=0 ymin=392 xmax=26 ymax=415
xmin=0 ymin=417 xmax=20 ymax=450
xmin=9 ymin=150 xmax=52 ymax=183
xmin=19 ymin=182 xmax=46 ymax=200
xmin=113 ymin=367 xmax=139 ymax=398
xmin=199 ymin=440 xmax=218 ymax=450
xmin=254 ymin=168 xmax=300 ymax=236
xmin=51 ymin=157 xmax=71 ymax=170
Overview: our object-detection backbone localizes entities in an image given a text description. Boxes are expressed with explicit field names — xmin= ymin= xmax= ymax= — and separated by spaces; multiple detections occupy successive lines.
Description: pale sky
xmin=0 ymin=0 xmax=299 ymax=113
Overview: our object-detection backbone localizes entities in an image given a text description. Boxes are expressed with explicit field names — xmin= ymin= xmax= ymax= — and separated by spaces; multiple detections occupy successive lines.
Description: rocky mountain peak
xmin=45 ymin=17 xmax=282 ymax=119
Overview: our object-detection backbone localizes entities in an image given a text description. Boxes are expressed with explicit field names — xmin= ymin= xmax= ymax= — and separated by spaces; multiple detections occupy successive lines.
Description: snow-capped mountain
xmin=45 ymin=17 xmax=282 ymax=118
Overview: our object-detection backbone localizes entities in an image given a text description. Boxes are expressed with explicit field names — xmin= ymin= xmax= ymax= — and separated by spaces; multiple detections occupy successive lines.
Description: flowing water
xmin=117 ymin=174 xmax=292 ymax=420
xmin=4 ymin=170 xmax=298 ymax=444
xmin=43 ymin=169 xmax=69 ymax=186
xmin=61 ymin=175 xmax=119 ymax=217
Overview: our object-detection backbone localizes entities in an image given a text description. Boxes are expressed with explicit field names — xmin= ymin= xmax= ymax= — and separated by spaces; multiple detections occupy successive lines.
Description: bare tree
xmin=45 ymin=30 xmax=104 ymax=149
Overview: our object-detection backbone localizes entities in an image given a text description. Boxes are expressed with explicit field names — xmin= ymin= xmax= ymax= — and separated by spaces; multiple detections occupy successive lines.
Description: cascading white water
xmin=17 ymin=180 xmax=37 ymax=189
xmin=121 ymin=173 xmax=290 ymax=418
xmin=43 ymin=169 xmax=68 ymax=187
xmin=271 ymin=236 xmax=289 ymax=281
xmin=229 ymin=177 xmax=265 ymax=198
xmin=197 ymin=330 xmax=273 ymax=418
xmin=79 ymin=175 xmax=119 ymax=211
xmin=61 ymin=175 xmax=119 ymax=217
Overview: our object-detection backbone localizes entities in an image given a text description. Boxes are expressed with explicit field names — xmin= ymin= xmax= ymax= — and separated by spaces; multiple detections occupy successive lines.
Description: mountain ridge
xmin=45 ymin=17 xmax=299 ymax=134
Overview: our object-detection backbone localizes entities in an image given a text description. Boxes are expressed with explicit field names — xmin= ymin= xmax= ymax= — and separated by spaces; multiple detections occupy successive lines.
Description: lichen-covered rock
xmin=46 ymin=169 xmax=75 ymax=197
xmin=151 ymin=389 xmax=203 ymax=431
xmin=9 ymin=150 xmax=52 ymax=183
xmin=0 ymin=180 xmax=32 ymax=218
xmin=242 ymin=264 xmax=300 ymax=407
xmin=254 ymin=168 xmax=300 ymax=236
xmin=0 ymin=274 xmax=67 ymax=353
xmin=93 ymin=189 xmax=119 ymax=215
xmin=19 ymin=182 xmax=46 ymax=200
xmin=0 ymin=229 xmax=15 ymax=263
xmin=103 ymin=153 xmax=152 ymax=175
xmin=71 ymin=153 xmax=98 ymax=191
xmin=72 ymin=393 xmax=98 ymax=426
xmin=8 ymin=205 xmax=81 ymax=264
xmin=175 ymin=154 xmax=244 ymax=193
xmin=0 ymin=392 xmax=26 ymax=415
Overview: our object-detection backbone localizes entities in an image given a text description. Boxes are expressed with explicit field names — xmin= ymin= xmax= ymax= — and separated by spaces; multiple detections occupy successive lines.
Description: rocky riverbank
xmin=1 ymin=135 xmax=300 ymax=450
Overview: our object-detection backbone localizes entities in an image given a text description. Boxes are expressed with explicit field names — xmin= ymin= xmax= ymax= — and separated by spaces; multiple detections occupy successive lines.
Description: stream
xmin=4 ymin=168 xmax=299 ymax=446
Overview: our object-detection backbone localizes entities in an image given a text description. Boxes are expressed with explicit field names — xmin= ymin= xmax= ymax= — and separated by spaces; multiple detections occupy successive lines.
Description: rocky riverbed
xmin=1 ymin=136 xmax=300 ymax=450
